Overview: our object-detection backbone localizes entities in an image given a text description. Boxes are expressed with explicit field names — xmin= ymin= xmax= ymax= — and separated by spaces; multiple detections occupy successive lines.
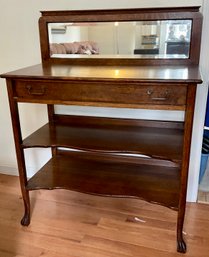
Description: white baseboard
xmin=0 ymin=166 xmax=18 ymax=176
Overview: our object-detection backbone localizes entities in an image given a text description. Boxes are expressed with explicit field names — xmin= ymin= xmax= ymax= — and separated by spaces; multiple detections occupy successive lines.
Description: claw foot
xmin=177 ymin=239 xmax=187 ymax=253
xmin=21 ymin=213 xmax=30 ymax=226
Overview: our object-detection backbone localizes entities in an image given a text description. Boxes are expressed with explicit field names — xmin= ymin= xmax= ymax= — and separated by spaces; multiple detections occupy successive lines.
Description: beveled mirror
xmin=39 ymin=7 xmax=202 ymax=65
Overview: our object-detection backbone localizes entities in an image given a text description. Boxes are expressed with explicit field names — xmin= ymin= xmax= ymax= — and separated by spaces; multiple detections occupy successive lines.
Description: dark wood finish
xmin=47 ymin=104 xmax=57 ymax=156
xmin=41 ymin=7 xmax=201 ymax=16
xmin=0 ymin=7 xmax=203 ymax=254
xmin=177 ymin=85 xmax=197 ymax=253
xmin=26 ymin=152 xmax=180 ymax=210
xmin=22 ymin=116 xmax=184 ymax=163
xmin=39 ymin=7 xmax=202 ymax=65
xmin=1 ymin=64 xmax=201 ymax=254
xmin=1 ymin=63 xmax=202 ymax=110
xmin=1 ymin=63 xmax=202 ymax=83
xmin=13 ymin=80 xmax=187 ymax=109
xmin=6 ymin=80 xmax=30 ymax=226
xmin=2 ymin=69 xmax=200 ymax=253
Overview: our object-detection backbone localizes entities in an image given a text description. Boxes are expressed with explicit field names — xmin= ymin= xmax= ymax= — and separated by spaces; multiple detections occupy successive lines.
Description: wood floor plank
xmin=0 ymin=236 xmax=45 ymax=257
xmin=86 ymin=218 xmax=177 ymax=252
xmin=1 ymin=174 xmax=209 ymax=257
xmin=82 ymin=236 xmax=180 ymax=257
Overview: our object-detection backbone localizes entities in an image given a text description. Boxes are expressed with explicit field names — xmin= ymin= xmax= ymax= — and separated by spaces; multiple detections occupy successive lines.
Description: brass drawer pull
xmin=26 ymin=85 xmax=46 ymax=96
xmin=147 ymin=89 xmax=169 ymax=101
xmin=151 ymin=97 xmax=168 ymax=101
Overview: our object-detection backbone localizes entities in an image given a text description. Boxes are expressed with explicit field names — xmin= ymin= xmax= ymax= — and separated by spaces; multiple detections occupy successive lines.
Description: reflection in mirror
xmin=48 ymin=20 xmax=192 ymax=59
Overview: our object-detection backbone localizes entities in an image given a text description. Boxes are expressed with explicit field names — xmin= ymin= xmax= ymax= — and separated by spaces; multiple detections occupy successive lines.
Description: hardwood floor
xmin=1 ymin=173 xmax=209 ymax=257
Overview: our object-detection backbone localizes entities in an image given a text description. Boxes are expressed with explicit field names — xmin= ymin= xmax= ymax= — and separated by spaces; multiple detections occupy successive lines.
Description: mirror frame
xmin=39 ymin=7 xmax=202 ymax=66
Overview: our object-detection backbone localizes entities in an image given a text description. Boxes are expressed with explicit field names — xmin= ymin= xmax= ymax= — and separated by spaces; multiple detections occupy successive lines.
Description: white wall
xmin=88 ymin=23 xmax=136 ymax=55
xmin=0 ymin=0 xmax=205 ymax=201
xmin=88 ymin=24 xmax=115 ymax=54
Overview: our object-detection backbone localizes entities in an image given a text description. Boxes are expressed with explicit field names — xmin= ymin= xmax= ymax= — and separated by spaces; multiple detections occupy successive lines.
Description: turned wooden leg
xmin=20 ymin=190 xmax=30 ymax=226
xmin=6 ymin=82 xmax=31 ymax=226
xmin=176 ymin=86 xmax=196 ymax=253
xmin=177 ymin=209 xmax=187 ymax=253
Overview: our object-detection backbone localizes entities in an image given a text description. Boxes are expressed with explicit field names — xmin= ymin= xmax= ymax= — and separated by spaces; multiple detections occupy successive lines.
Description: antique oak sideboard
xmin=1 ymin=7 xmax=203 ymax=253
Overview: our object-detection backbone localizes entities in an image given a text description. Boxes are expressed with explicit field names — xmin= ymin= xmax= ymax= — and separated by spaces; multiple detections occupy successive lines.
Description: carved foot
xmin=21 ymin=212 xmax=30 ymax=226
xmin=177 ymin=238 xmax=187 ymax=253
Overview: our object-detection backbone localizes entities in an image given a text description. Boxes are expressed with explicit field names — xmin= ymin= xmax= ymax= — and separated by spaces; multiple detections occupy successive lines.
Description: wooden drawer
xmin=13 ymin=80 xmax=187 ymax=108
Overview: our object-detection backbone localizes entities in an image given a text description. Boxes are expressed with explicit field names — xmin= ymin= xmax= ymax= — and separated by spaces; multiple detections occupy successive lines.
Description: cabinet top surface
xmin=1 ymin=63 xmax=202 ymax=83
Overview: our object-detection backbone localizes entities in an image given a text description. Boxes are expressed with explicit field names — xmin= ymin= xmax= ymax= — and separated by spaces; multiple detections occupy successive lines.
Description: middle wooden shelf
xmin=22 ymin=115 xmax=184 ymax=163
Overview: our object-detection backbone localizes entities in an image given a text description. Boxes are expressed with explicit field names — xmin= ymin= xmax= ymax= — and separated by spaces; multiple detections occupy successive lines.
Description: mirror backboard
xmin=39 ymin=7 xmax=202 ymax=65
xmin=48 ymin=20 xmax=192 ymax=59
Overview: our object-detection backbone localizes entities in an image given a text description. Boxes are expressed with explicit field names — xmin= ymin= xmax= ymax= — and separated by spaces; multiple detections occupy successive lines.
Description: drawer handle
xmin=26 ymin=85 xmax=46 ymax=96
xmin=147 ymin=90 xmax=169 ymax=101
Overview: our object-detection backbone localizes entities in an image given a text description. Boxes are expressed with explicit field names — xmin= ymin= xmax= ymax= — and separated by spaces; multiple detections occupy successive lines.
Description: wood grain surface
xmin=1 ymin=174 xmax=209 ymax=257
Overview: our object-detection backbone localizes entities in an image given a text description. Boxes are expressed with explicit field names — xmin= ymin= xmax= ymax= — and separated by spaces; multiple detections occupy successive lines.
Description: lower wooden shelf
xmin=26 ymin=152 xmax=180 ymax=210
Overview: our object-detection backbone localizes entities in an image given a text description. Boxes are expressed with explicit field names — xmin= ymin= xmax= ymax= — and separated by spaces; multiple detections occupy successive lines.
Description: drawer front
xmin=14 ymin=80 xmax=187 ymax=107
